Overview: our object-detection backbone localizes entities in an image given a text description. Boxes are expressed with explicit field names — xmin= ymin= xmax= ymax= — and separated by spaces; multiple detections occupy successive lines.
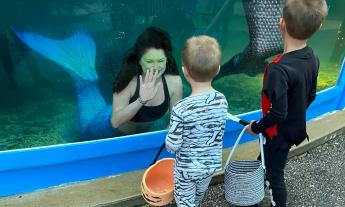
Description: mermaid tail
xmin=76 ymin=82 xmax=116 ymax=139
xmin=218 ymin=0 xmax=284 ymax=77
xmin=14 ymin=29 xmax=117 ymax=139
xmin=242 ymin=0 xmax=284 ymax=60
xmin=14 ymin=29 xmax=97 ymax=81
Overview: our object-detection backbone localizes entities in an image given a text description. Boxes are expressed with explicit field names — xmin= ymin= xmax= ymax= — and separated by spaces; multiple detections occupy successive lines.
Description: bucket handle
xmin=224 ymin=124 xmax=265 ymax=171
xmin=150 ymin=143 xmax=165 ymax=166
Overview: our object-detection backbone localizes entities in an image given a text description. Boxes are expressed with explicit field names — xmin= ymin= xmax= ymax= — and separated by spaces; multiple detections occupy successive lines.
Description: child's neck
xmin=283 ymin=34 xmax=307 ymax=54
xmin=190 ymin=81 xmax=214 ymax=95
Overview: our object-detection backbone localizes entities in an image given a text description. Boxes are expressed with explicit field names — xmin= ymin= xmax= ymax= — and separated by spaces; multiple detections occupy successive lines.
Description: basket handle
xmin=225 ymin=126 xmax=265 ymax=170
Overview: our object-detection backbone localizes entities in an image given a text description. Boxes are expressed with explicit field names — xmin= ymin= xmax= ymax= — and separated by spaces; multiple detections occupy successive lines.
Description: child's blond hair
xmin=182 ymin=35 xmax=221 ymax=82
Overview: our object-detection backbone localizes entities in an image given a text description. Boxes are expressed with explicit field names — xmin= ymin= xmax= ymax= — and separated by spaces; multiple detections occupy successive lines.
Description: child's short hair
xmin=283 ymin=0 xmax=328 ymax=40
xmin=182 ymin=35 xmax=221 ymax=82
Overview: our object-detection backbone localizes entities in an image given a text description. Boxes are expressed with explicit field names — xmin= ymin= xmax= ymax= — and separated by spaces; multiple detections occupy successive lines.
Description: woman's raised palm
xmin=139 ymin=68 xmax=162 ymax=103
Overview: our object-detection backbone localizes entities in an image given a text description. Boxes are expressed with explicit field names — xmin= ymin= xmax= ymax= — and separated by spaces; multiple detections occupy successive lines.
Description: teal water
xmin=0 ymin=0 xmax=344 ymax=150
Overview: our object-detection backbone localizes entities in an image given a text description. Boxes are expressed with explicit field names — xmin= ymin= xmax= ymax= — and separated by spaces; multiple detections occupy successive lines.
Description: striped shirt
xmin=165 ymin=91 xmax=228 ymax=180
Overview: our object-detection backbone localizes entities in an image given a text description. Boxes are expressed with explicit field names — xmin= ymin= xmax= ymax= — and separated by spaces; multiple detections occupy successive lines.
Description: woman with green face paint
xmin=111 ymin=27 xmax=183 ymax=135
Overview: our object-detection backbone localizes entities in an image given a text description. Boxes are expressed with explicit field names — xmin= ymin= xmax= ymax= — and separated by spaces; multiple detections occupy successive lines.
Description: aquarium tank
xmin=0 ymin=0 xmax=344 ymax=151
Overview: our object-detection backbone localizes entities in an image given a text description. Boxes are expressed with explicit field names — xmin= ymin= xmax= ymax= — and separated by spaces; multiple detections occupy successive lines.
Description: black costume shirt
xmin=252 ymin=46 xmax=319 ymax=146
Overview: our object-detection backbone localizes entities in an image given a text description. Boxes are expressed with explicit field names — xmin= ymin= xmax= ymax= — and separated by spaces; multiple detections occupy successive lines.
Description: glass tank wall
xmin=0 ymin=0 xmax=343 ymax=150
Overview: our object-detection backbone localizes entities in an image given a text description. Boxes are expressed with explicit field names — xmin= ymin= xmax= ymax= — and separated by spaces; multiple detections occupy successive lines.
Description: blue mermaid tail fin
xmin=13 ymin=29 xmax=118 ymax=139
xmin=13 ymin=28 xmax=97 ymax=81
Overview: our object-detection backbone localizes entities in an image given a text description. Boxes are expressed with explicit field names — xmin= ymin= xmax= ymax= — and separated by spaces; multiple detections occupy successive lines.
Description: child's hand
xmin=246 ymin=121 xmax=257 ymax=136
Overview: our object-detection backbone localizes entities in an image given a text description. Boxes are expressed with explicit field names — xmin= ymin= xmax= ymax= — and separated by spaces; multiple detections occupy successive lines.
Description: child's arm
xmin=250 ymin=64 xmax=288 ymax=134
xmin=307 ymin=57 xmax=319 ymax=107
xmin=165 ymin=108 xmax=183 ymax=153
xmin=307 ymin=77 xmax=317 ymax=107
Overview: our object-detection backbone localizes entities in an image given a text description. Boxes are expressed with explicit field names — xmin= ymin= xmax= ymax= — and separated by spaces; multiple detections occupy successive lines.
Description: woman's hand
xmin=139 ymin=68 xmax=161 ymax=104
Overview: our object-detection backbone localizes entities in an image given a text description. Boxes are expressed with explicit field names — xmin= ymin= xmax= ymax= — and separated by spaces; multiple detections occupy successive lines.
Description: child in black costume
xmin=246 ymin=0 xmax=328 ymax=206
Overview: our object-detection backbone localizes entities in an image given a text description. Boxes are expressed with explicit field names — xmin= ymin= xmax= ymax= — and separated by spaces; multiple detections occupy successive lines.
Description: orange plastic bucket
xmin=141 ymin=158 xmax=175 ymax=206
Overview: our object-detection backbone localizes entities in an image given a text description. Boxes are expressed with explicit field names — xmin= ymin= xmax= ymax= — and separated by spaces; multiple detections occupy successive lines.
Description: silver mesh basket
xmin=224 ymin=127 xmax=266 ymax=206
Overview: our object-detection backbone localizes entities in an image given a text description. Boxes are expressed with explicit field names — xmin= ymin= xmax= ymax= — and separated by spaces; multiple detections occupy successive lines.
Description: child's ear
xmin=182 ymin=66 xmax=192 ymax=82
xmin=182 ymin=66 xmax=188 ymax=78
xmin=216 ymin=65 xmax=220 ymax=76
xmin=279 ymin=18 xmax=286 ymax=32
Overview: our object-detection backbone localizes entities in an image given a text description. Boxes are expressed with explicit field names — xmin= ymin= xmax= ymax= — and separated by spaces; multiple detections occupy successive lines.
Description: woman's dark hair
xmin=113 ymin=27 xmax=179 ymax=93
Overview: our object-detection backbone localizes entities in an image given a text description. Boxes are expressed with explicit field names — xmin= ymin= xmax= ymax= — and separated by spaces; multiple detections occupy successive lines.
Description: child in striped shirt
xmin=165 ymin=35 xmax=228 ymax=207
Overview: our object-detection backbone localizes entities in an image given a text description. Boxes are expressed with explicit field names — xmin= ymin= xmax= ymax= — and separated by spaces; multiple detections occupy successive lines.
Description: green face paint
xmin=139 ymin=49 xmax=167 ymax=74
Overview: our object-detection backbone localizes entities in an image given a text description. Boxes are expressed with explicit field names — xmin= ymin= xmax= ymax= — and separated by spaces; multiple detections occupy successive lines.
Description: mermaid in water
xmin=14 ymin=27 xmax=183 ymax=140
xmin=110 ymin=27 xmax=183 ymax=136
xmin=13 ymin=0 xmax=288 ymax=140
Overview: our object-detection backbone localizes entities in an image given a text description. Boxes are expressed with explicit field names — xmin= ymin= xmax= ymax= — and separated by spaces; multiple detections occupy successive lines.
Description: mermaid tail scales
xmin=14 ymin=29 xmax=116 ymax=139
xmin=13 ymin=29 xmax=98 ymax=81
